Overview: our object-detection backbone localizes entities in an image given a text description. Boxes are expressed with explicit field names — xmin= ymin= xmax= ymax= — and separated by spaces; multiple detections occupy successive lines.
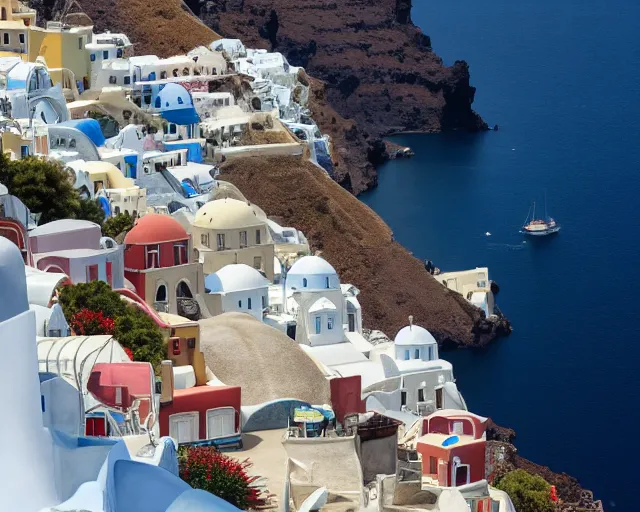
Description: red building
xmin=124 ymin=214 xmax=204 ymax=314
xmin=416 ymin=410 xmax=488 ymax=488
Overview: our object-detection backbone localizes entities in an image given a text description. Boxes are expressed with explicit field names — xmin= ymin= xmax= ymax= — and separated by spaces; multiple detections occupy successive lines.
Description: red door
xmin=86 ymin=264 xmax=99 ymax=282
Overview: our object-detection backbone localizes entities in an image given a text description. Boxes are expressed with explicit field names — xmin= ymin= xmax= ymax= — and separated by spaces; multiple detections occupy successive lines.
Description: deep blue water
xmin=361 ymin=1 xmax=640 ymax=509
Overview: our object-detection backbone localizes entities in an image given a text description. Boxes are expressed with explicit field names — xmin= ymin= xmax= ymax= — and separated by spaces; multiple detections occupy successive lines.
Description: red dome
xmin=124 ymin=214 xmax=188 ymax=245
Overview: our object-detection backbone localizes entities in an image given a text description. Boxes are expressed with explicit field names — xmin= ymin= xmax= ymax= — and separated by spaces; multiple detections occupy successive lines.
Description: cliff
xmin=48 ymin=0 xmax=487 ymax=194
xmin=188 ymin=0 xmax=487 ymax=192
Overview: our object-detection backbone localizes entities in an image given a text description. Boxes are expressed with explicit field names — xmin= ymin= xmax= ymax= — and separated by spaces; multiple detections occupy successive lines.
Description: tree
xmin=495 ymin=469 xmax=554 ymax=512
xmin=58 ymin=281 xmax=127 ymax=322
xmin=0 ymin=153 xmax=105 ymax=225
xmin=58 ymin=281 xmax=166 ymax=372
xmin=113 ymin=307 xmax=166 ymax=371
xmin=178 ymin=446 xmax=264 ymax=510
xmin=102 ymin=211 xmax=135 ymax=239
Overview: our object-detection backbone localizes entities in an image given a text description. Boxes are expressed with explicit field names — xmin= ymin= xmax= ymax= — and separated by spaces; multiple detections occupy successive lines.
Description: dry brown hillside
xmin=220 ymin=155 xmax=506 ymax=346
xmin=75 ymin=0 xmax=220 ymax=56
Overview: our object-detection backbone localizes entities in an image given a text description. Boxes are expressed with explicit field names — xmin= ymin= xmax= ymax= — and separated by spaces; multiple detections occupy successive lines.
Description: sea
xmin=361 ymin=0 xmax=640 ymax=509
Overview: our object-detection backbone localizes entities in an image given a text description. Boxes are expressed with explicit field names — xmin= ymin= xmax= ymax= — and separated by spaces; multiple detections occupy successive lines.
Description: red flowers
xmin=70 ymin=308 xmax=115 ymax=336
xmin=123 ymin=347 xmax=134 ymax=361
xmin=178 ymin=446 xmax=265 ymax=509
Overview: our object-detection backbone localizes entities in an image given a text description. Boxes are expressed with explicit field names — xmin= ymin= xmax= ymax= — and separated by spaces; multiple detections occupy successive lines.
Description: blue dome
xmin=156 ymin=83 xmax=200 ymax=125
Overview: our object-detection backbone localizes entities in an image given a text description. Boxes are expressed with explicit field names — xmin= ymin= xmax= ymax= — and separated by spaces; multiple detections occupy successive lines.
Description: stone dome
xmin=205 ymin=264 xmax=270 ymax=293
xmin=124 ymin=214 xmax=188 ymax=245
xmin=394 ymin=324 xmax=437 ymax=346
xmin=193 ymin=198 xmax=265 ymax=230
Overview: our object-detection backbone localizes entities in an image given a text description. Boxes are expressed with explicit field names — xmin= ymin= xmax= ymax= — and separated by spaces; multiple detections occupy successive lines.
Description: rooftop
xmin=124 ymin=213 xmax=189 ymax=245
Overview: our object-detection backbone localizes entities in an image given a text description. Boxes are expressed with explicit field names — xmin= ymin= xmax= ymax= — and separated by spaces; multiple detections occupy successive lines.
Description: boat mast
xmin=532 ymin=201 xmax=536 ymax=220
xmin=544 ymin=190 xmax=548 ymax=220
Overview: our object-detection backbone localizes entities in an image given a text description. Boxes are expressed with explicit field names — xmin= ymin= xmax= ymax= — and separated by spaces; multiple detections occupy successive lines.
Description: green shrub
xmin=495 ymin=469 xmax=554 ymax=512
xmin=103 ymin=211 xmax=135 ymax=239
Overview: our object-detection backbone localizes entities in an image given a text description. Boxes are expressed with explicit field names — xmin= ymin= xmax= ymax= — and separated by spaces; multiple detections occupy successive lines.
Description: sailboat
xmin=520 ymin=195 xmax=561 ymax=236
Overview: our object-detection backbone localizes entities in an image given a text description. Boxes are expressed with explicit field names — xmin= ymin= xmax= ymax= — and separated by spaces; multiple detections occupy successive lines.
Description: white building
xmin=204 ymin=263 xmax=270 ymax=320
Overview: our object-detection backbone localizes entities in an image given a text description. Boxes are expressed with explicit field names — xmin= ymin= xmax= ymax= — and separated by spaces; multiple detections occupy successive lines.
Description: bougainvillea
xmin=70 ymin=308 xmax=115 ymax=336
xmin=178 ymin=446 xmax=265 ymax=509
xmin=123 ymin=347 xmax=134 ymax=361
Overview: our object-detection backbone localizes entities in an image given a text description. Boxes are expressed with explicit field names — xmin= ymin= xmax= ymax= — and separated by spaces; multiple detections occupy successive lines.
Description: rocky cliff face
xmin=187 ymin=0 xmax=487 ymax=193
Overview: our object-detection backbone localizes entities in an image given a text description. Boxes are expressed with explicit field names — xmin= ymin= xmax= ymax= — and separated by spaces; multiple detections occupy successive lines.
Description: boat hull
xmin=520 ymin=225 xmax=561 ymax=236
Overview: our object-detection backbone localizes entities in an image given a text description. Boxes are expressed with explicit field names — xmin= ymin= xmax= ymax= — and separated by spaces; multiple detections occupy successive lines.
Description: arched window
xmin=155 ymin=284 xmax=167 ymax=302
xmin=303 ymin=278 xmax=307 ymax=288
xmin=248 ymin=297 xmax=252 ymax=310
xmin=176 ymin=281 xmax=193 ymax=298
xmin=177 ymin=97 xmax=184 ymax=105
xmin=238 ymin=299 xmax=242 ymax=308
xmin=154 ymin=96 xmax=161 ymax=109
xmin=325 ymin=276 xmax=330 ymax=288
xmin=1 ymin=8 xmax=7 ymax=20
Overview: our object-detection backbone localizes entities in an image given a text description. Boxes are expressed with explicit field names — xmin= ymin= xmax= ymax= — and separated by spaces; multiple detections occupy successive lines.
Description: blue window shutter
xmin=41 ymin=395 xmax=45 ymax=412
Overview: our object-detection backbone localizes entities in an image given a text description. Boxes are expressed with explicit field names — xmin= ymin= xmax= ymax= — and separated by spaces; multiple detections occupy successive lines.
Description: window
xmin=177 ymin=96 xmax=184 ymax=104
xmin=174 ymin=243 xmax=187 ymax=265
xmin=109 ymin=75 xmax=117 ymax=85
xmin=160 ymin=71 xmax=167 ymax=79
xmin=90 ymin=53 xmax=96 ymax=62
xmin=169 ymin=124 xmax=177 ymax=134
xmin=3 ymin=33 xmax=9 ymax=45
xmin=303 ymin=278 xmax=308 ymax=288
xmin=315 ymin=316 xmax=321 ymax=334
xmin=255 ymin=229 xmax=261 ymax=244
xmin=117 ymin=48 xmax=123 ymax=58
xmin=428 ymin=346 xmax=434 ymax=361
xmin=20 ymin=145 xmax=29 ymax=158
xmin=418 ymin=388 xmax=425 ymax=402
xmin=201 ymin=233 xmax=210 ymax=248
xmin=261 ymin=295 xmax=266 ymax=309
xmin=400 ymin=391 xmax=407 ymax=407
xmin=253 ymin=256 xmax=261 ymax=270
xmin=123 ymin=76 xmax=131 ymax=85
xmin=155 ymin=284 xmax=167 ymax=302
xmin=325 ymin=276 xmax=330 ymax=288
xmin=0 ymin=8 xmax=5 ymax=20
xmin=78 ymin=37 xmax=83 ymax=50
xmin=155 ymin=96 xmax=161 ymax=109
xmin=239 ymin=230 xmax=247 ymax=248
xmin=103 ymin=50 xmax=109 ymax=59
xmin=415 ymin=348 xmax=420 ymax=359
xmin=248 ymin=297 xmax=252 ymax=310
xmin=452 ymin=421 xmax=464 ymax=435
xmin=404 ymin=350 xmax=410 ymax=361
xmin=327 ymin=317 xmax=334 ymax=330
xmin=146 ymin=245 xmax=160 ymax=269
xmin=238 ymin=299 xmax=242 ymax=308
xmin=86 ymin=264 xmax=99 ymax=282
xmin=216 ymin=233 xmax=225 ymax=250
xmin=429 ymin=457 xmax=438 ymax=474
xmin=19 ymin=33 xmax=25 ymax=45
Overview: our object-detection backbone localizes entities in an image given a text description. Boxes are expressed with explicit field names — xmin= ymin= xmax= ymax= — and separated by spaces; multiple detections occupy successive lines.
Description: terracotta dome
xmin=124 ymin=214 xmax=188 ymax=245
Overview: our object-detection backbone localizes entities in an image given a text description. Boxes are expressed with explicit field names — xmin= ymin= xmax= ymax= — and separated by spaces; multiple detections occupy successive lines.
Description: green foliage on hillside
xmin=0 ymin=153 xmax=105 ymax=225
xmin=58 ymin=281 xmax=166 ymax=371
xmin=495 ymin=469 xmax=554 ymax=512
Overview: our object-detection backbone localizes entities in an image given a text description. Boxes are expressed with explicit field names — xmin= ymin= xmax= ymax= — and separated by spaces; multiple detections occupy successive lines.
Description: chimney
xmin=160 ymin=360 xmax=174 ymax=404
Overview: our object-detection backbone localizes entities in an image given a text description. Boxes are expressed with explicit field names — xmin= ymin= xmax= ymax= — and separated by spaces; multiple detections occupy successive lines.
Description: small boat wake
xmin=487 ymin=241 xmax=528 ymax=250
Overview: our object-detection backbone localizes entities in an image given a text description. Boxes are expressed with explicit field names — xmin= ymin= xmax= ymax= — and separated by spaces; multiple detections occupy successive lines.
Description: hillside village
xmin=0 ymin=2 xmax=602 ymax=511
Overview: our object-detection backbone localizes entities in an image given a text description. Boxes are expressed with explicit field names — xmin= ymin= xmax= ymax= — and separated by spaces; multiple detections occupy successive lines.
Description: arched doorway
xmin=155 ymin=284 xmax=167 ymax=302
